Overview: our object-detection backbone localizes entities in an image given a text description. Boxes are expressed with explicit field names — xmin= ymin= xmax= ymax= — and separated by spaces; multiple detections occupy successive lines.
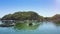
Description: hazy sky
xmin=0 ymin=0 xmax=60 ymax=18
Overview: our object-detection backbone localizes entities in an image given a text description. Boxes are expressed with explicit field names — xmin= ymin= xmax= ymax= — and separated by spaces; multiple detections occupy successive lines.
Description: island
xmin=0 ymin=11 xmax=60 ymax=27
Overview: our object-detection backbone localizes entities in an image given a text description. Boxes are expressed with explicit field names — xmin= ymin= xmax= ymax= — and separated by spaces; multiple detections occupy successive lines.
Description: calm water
xmin=0 ymin=21 xmax=60 ymax=34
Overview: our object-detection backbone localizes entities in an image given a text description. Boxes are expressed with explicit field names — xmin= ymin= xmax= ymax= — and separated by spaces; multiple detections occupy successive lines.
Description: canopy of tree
xmin=1 ymin=11 xmax=43 ymax=21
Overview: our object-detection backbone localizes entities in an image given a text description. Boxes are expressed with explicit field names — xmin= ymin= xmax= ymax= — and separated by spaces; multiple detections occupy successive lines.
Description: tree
xmin=1 ymin=11 xmax=42 ymax=21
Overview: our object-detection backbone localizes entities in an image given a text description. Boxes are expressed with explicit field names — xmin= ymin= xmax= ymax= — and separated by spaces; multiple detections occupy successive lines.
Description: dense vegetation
xmin=1 ymin=11 xmax=60 ymax=23
xmin=1 ymin=11 xmax=43 ymax=21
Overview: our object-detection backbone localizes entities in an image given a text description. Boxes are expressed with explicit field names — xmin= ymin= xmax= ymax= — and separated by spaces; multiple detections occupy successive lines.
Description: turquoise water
xmin=0 ymin=21 xmax=60 ymax=34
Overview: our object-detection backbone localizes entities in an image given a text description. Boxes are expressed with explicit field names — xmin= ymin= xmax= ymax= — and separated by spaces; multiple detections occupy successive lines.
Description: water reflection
xmin=54 ymin=22 xmax=60 ymax=26
xmin=0 ymin=20 xmax=42 ymax=30
xmin=1 ymin=20 xmax=60 ymax=30
xmin=14 ymin=22 xmax=41 ymax=30
xmin=0 ymin=21 xmax=60 ymax=34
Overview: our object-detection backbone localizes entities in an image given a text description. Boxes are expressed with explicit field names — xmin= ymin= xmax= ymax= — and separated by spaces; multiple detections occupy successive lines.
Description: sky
xmin=0 ymin=0 xmax=60 ymax=18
